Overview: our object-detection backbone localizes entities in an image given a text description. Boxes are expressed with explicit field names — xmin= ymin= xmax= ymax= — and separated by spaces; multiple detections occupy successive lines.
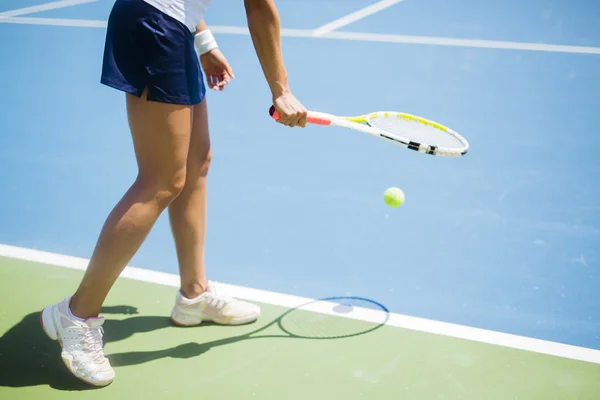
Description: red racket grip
xmin=269 ymin=105 xmax=332 ymax=126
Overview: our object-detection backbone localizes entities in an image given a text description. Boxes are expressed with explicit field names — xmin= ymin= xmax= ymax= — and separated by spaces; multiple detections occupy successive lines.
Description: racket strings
xmin=368 ymin=114 xmax=466 ymax=149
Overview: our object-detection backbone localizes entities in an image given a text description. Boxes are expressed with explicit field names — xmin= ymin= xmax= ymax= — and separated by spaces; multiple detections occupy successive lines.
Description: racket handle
xmin=269 ymin=105 xmax=332 ymax=126
xmin=268 ymin=105 xmax=279 ymax=119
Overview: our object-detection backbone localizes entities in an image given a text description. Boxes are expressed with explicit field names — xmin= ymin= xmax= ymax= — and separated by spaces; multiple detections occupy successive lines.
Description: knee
xmin=198 ymin=150 xmax=212 ymax=178
xmin=137 ymin=168 xmax=187 ymax=208
xmin=159 ymin=169 xmax=187 ymax=205
xmin=190 ymin=148 xmax=212 ymax=180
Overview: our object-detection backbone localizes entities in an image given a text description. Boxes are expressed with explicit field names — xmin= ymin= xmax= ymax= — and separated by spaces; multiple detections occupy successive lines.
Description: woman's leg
xmin=167 ymin=98 xmax=261 ymax=326
xmin=69 ymin=90 xmax=193 ymax=319
xmin=167 ymin=97 xmax=211 ymax=299
xmin=40 ymin=89 xmax=194 ymax=387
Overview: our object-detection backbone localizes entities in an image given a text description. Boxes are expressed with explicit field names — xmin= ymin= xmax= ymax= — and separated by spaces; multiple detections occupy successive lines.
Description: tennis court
xmin=1 ymin=0 xmax=599 ymax=398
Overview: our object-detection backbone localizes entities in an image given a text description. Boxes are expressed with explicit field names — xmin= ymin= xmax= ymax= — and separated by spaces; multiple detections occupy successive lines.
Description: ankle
xmin=180 ymin=281 xmax=209 ymax=299
xmin=69 ymin=295 xmax=100 ymax=320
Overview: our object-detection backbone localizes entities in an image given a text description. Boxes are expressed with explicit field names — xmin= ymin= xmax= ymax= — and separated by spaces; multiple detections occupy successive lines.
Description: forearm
xmin=194 ymin=20 xmax=207 ymax=35
xmin=244 ymin=0 xmax=289 ymax=98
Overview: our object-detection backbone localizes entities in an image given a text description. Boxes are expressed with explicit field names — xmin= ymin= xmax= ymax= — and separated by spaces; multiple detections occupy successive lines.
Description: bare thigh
xmin=127 ymin=89 xmax=193 ymax=198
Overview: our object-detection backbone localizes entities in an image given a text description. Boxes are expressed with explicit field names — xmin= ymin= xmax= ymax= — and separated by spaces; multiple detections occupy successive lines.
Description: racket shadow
xmin=109 ymin=296 xmax=390 ymax=368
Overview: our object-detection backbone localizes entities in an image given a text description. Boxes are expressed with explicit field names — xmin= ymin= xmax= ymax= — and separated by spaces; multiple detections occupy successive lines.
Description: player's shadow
xmin=0 ymin=305 xmax=156 ymax=391
xmin=0 ymin=298 xmax=389 ymax=391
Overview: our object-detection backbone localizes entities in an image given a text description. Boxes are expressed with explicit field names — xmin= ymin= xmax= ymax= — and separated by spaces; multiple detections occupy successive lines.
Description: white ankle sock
xmin=67 ymin=305 xmax=86 ymax=322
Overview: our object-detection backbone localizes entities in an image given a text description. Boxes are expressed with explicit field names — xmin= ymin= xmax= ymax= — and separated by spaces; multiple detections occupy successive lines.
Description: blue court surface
xmin=1 ymin=0 xmax=599 ymax=355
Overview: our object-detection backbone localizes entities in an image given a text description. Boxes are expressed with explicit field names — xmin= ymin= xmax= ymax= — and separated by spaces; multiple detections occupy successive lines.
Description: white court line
xmin=325 ymin=30 xmax=600 ymax=55
xmin=312 ymin=0 xmax=406 ymax=37
xmin=1 ymin=17 xmax=600 ymax=55
xmin=1 ymin=243 xmax=600 ymax=365
xmin=0 ymin=16 xmax=107 ymax=27
xmin=0 ymin=0 xmax=98 ymax=18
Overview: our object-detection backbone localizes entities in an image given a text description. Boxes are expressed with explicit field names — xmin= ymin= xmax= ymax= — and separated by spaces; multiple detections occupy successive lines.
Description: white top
xmin=143 ymin=0 xmax=212 ymax=33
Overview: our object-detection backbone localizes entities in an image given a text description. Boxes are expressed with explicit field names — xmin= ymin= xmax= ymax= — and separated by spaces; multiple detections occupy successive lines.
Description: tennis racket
xmin=269 ymin=106 xmax=469 ymax=157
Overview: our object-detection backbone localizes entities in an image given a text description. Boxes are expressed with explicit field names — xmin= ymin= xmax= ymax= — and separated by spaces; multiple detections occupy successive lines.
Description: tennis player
xmin=39 ymin=0 xmax=307 ymax=387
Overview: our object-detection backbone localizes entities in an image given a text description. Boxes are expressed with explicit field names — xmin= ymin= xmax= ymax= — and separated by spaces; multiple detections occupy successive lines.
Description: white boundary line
xmin=0 ymin=17 xmax=599 ymax=55
xmin=312 ymin=0 xmax=406 ymax=37
xmin=0 ymin=0 xmax=98 ymax=18
xmin=1 ymin=243 xmax=599 ymax=365
xmin=0 ymin=16 xmax=107 ymax=27
xmin=324 ymin=30 xmax=600 ymax=55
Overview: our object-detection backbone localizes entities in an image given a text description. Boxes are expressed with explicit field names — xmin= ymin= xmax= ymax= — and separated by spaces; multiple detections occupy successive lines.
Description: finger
xmin=297 ymin=110 xmax=307 ymax=128
xmin=276 ymin=114 xmax=292 ymax=127
xmin=273 ymin=107 xmax=290 ymax=126
xmin=225 ymin=64 xmax=235 ymax=79
xmin=281 ymin=111 xmax=296 ymax=127
xmin=217 ymin=77 xmax=227 ymax=91
xmin=211 ymin=75 xmax=220 ymax=90
xmin=218 ymin=75 xmax=229 ymax=88
xmin=292 ymin=113 xmax=303 ymax=128
xmin=299 ymin=107 xmax=308 ymax=127
xmin=285 ymin=112 xmax=299 ymax=127
xmin=278 ymin=114 xmax=294 ymax=127
xmin=208 ymin=75 xmax=216 ymax=90
xmin=287 ymin=106 xmax=304 ymax=128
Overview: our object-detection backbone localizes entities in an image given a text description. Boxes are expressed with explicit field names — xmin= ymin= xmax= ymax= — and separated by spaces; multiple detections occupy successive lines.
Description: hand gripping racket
xmin=269 ymin=106 xmax=469 ymax=157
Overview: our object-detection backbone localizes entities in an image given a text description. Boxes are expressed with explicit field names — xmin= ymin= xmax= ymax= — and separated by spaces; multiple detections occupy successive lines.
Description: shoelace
xmin=205 ymin=282 xmax=234 ymax=309
xmin=83 ymin=326 xmax=106 ymax=363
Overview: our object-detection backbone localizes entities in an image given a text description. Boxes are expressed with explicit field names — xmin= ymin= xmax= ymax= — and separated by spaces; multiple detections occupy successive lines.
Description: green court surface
xmin=1 ymin=255 xmax=599 ymax=400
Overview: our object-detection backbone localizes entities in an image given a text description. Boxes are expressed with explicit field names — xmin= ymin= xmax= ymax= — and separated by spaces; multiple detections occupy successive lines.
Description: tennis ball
xmin=383 ymin=187 xmax=405 ymax=208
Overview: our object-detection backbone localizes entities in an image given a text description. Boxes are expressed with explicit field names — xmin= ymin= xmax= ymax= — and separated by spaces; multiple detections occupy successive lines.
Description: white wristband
xmin=194 ymin=29 xmax=218 ymax=55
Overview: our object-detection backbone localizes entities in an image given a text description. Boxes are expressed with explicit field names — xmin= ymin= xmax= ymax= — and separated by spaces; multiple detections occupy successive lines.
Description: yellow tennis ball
xmin=383 ymin=187 xmax=405 ymax=208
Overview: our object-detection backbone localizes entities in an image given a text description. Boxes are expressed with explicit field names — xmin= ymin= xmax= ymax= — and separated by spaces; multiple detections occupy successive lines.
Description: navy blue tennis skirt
xmin=101 ymin=0 xmax=206 ymax=105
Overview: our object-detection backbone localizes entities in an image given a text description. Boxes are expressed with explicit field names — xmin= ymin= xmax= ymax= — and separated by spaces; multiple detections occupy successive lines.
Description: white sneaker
xmin=40 ymin=297 xmax=115 ymax=387
xmin=170 ymin=282 xmax=261 ymax=326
